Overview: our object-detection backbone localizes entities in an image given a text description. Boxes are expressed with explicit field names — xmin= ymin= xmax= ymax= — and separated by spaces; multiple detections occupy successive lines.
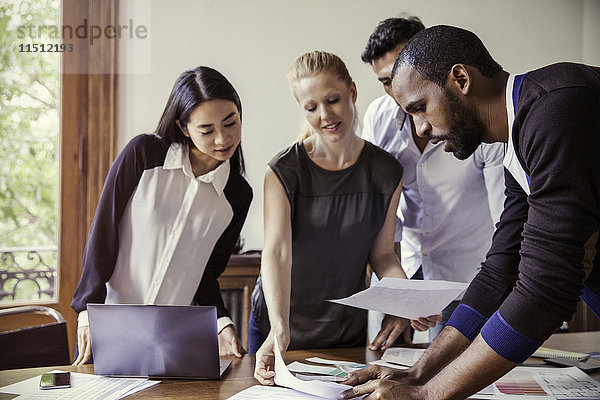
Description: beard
xmin=441 ymin=90 xmax=487 ymax=160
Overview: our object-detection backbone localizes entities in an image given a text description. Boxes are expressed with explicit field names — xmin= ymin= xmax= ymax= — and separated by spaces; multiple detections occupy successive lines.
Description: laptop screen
xmin=88 ymin=304 xmax=224 ymax=379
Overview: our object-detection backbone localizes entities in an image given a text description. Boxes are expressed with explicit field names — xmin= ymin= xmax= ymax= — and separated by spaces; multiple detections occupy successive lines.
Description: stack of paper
xmin=469 ymin=366 xmax=600 ymax=399
xmin=328 ymin=278 xmax=468 ymax=319
xmin=272 ymin=341 xmax=353 ymax=398
xmin=532 ymin=346 xmax=589 ymax=361
xmin=286 ymin=357 xmax=366 ymax=380
xmin=228 ymin=343 xmax=362 ymax=399
xmin=381 ymin=347 xmax=426 ymax=367
xmin=0 ymin=370 xmax=159 ymax=400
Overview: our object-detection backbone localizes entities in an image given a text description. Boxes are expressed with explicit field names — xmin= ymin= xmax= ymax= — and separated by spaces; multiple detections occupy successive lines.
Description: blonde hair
xmin=287 ymin=51 xmax=357 ymax=142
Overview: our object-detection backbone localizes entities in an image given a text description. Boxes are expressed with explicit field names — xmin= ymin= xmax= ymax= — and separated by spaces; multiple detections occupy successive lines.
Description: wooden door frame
xmin=59 ymin=0 xmax=119 ymax=357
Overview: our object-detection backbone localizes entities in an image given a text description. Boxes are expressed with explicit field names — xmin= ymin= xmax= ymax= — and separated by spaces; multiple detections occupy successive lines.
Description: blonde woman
xmin=251 ymin=51 xmax=437 ymax=385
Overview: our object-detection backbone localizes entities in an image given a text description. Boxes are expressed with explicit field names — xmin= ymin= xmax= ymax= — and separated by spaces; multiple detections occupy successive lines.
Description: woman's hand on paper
xmin=254 ymin=329 xmax=289 ymax=385
xmin=411 ymin=314 xmax=441 ymax=332
xmin=72 ymin=325 xmax=92 ymax=365
xmin=369 ymin=314 xmax=412 ymax=350
xmin=218 ymin=325 xmax=246 ymax=358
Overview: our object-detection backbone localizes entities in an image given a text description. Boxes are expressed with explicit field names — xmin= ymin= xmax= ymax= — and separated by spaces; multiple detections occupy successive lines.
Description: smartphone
xmin=39 ymin=371 xmax=71 ymax=390
xmin=543 ymin=357 xmax=600 ymax=373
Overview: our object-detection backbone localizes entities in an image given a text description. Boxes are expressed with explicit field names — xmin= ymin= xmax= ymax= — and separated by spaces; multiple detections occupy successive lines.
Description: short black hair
xmin=391 ymin=25 xmax=502 ymax=87
xmin=156 ymin=66 xmax=245 ymax=173
xmin=361 ymin=16 xmax=425 ymax=64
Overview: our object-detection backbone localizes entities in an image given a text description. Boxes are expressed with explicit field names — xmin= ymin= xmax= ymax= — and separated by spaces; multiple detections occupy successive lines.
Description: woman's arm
xmin=368 ymin=181 xmax=438 ymax=349
xmin=368 ymin=181 xmax=407 ymax=280
xmin=367 ymin=181 xmax=410 ymax=349
xmin=254 ymin=167 xmax=293 ymax=385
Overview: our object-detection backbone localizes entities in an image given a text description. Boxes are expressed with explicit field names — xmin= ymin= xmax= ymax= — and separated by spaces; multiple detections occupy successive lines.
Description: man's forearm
xmin=423 ymin=334 xmax=516 ymax=399
xmin=407 ymin=326 xmax=471 ymax=384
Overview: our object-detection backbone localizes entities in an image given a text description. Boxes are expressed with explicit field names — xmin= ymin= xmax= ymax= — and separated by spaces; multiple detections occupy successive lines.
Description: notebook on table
xmin=87 ymin=304 xmax=231 ymax=379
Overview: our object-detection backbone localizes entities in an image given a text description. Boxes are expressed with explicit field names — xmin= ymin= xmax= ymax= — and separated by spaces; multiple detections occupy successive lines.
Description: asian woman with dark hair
xmin=71 ymin=66 xmax=252 ymax=365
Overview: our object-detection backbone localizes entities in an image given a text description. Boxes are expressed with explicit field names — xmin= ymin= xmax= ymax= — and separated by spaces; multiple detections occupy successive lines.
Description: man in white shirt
xmin=362 ymin=16 xmax=505 ymax=343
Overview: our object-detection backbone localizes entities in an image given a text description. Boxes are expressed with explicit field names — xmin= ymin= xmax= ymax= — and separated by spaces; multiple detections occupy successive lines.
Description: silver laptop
xmin=87 ymin=304 xmax=232 ymax=379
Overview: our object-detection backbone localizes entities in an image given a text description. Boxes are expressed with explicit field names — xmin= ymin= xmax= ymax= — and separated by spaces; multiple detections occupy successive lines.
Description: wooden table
xmin=0 ymin=331 xmax=598 ymax=399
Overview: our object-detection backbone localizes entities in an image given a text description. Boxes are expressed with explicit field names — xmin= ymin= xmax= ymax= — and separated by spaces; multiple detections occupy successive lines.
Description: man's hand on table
xmin=340 ymin=365 xmax=425 ymax=399
xmin=339 ymin=379 xmax=427 ymax=400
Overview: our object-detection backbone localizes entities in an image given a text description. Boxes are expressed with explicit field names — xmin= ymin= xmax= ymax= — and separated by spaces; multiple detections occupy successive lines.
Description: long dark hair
xmin=156 ymin=66 xmax=246 ymax=173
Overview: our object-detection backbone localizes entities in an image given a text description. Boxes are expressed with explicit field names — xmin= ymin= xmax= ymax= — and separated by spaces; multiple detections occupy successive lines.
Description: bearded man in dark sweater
xmin=341 ymin=25 xmax=600 ymax=400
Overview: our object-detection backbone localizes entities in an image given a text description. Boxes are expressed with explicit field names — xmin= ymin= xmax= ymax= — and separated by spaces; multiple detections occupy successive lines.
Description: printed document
xmin=329 ymin=278 xmax=468 ymax=319
xmin=273 ymin=341 xmax=353 ymax=398
xmin=381 ymin=347 xmax=426 ymax=367
xmin=0 ymin=370 xmax=158 ymax=400
xmin=469 ymin=366 xmax=600 ymax=399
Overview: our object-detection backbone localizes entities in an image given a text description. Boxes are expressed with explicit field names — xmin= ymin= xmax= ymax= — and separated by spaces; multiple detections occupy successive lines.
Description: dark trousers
xmin=247 ymin=310 xmax=267 ymax=354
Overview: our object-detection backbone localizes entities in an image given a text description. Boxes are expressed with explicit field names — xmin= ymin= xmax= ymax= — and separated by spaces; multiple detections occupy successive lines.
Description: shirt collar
xmin=396 ymin=106 xmax=438 ymax=155
xmin=394 ymin=107 xmax=412 ymax=146
xmin=503 ymin=74 xmax=516 ymax=168
xmin=163 ymin=142 xmax=230 ymax=196
xmin=198 ymin=159 xmax=230 ymax=196
xmin=163 ymin=142 xmax=187 ymax=171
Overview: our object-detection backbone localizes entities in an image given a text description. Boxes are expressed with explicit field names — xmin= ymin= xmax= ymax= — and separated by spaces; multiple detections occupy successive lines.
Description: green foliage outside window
xmin=0 ymin=0 xmax=59 ymax=247
xmin=0 ymin=0 xmax=59 ymax=301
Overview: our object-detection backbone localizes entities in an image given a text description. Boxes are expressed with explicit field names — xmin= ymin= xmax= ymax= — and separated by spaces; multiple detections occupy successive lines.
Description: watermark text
xmin=17 ymin=19 xmax=147 ymax=45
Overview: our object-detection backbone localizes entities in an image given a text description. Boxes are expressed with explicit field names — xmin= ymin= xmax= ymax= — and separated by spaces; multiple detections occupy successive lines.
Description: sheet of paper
xmin=467 ymin=384 xmax=494 ymax=398
xmin=305 ymin=357 xmax=367 ymax=369
xmin=0 ymin=371 xmax=155 ymax=400
xmin=329 ymin=278 xmax=468 ymax=319
xmin=227 ymin=385 xmax=326 ymax=399
xmin=381 ymin=347 xmax=426 ymax=366
xmin=468 ymin=366 xmax=600 ymax=399
xmin=493 ymin=369 xmax=549 ymax=396
xmin=273 ymin=341 xmax=354 ymax=399
xmin=295 ymin=374 xmax=346 ymax=383
xmin=119 ymin=380 xmax=160 ymax=398
xmin=530 ymin=366 xmax=600 ymax=399
xmin=369 ymin=359 xmax=409 ymax=370
xmin=286 ymin=361 xmax=347 ymax=377
xmin=376 ymin=277 xmax=468 ymax=291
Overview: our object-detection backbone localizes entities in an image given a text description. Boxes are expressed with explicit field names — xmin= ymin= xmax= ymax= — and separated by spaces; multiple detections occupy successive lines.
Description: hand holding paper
xmin=273 ymin=341 xmax=355 ymax=399
xmin=255 ymin=330 xmax=289 ymax=385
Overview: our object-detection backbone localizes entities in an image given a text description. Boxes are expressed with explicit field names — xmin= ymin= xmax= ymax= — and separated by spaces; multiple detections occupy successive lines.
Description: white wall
xmin=583 ymin=0 xmax=600 ymax=65
xmin=118 ymin=0 xmax=599 ymax=251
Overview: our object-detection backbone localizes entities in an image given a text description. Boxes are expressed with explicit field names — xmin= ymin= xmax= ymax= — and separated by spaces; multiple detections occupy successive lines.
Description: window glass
xmin=0 ymin=0 xmax=59 ymax=303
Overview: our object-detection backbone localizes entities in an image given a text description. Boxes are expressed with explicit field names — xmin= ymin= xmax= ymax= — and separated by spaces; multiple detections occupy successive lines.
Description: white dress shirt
xmin=79 ymin=142 xmax=235 ymax=333
xmin=363 ymin=95 xmax=505 ymax=283
xmin=504 ymin=73 xmax=531 ymax=194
